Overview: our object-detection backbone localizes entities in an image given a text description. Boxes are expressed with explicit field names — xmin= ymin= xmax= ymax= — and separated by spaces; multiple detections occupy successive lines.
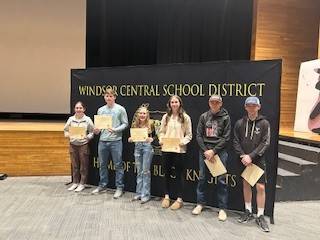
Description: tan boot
xmin=170 ymin=200 xmax=183 ymax=210
xmin=161 ymin=198 xmax=170 ymax=208
xmin=218 ymin=209 xmax=227 ymax=221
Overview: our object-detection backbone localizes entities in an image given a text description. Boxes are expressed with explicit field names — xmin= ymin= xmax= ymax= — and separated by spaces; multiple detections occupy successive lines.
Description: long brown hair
xmin=165 ymin=95 xmax=186 ymax=125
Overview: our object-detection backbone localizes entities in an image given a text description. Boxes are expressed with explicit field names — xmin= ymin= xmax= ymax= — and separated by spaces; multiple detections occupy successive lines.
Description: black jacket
xmin=233 ymin=114 xmax=270 ymax=163
xmin=196 ymin=108 xmax=231 ymax=154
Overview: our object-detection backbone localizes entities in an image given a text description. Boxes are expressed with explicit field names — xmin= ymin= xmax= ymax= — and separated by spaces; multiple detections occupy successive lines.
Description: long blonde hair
xmin=131 ymin=104 xmax=153 ymax=133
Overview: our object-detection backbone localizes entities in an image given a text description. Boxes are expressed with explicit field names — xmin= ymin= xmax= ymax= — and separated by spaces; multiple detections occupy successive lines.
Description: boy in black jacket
xmin=192 ymin=95 xmax=231 ymax=221
xmin=233 ymin=96 xmax=270 ymax=232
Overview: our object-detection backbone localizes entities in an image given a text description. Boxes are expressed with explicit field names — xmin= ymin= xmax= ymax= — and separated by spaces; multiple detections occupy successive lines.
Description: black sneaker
xmin=256 ymin=215 xmax=270 ymax=232
xmin=238 ymin=210 xmax=254 ymax=223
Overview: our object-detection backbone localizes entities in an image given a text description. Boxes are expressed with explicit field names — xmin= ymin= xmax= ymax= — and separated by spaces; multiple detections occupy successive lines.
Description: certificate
xmin=94 ymin=115 xmax=112 ymax=129
xmin=241 ymin=163 xmax=264 ymax=187
xmin=69 ymin=126 xmax=86 ymax=139
xmin=130 ymin=128 xmax=148 ymax=142
xmin=161 ymin=137 xmax=180 ymax=153
xmin=204 ymin=154 xmax=227 ymax=177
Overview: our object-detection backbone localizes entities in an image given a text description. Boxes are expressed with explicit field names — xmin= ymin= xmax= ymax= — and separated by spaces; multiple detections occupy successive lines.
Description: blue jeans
xmin=134 ymin=142 xmax=154 ymax=199
xmin=196 ymin=150 xmax=228 ymax=209
xmin=98 ymin=140 xmax=124 ymax=190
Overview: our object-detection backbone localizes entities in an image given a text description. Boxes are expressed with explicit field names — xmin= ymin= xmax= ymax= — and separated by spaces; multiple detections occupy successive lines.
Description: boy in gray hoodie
xmin=233 ymin=96 xmax=270 ymax=232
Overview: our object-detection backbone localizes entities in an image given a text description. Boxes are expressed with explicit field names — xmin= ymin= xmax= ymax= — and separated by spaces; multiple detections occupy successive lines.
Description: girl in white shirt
xmin=159 ymin=95 xmax=192 ymax=210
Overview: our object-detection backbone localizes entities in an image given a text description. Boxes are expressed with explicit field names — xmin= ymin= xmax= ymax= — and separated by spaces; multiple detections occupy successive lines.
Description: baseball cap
xmin=245 ymin=96 xmax=260 ymax=105
xmin=209 ymin=95 xmax=222 ymax=102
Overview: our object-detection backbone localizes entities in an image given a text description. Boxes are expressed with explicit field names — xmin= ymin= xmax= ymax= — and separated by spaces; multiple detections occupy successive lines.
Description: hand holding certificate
xmin=241 ymin=163 xmax=264 ymax=187
xmin=204 ymin=154 xmax=227 ymax=177
xmin=161 ymin=137 xmax=180 ymax=153
xmin=130 ymin=128 xmax=148 ymax=142
xmin=94 ymin=115 xmax=112 ymax=129
xmin=69 ymin=126 xmax=86 ymax=139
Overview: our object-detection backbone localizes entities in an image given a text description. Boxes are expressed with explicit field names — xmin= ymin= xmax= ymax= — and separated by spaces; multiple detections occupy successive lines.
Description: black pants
xmin=162 ymin=152 xmax=186 ymax=199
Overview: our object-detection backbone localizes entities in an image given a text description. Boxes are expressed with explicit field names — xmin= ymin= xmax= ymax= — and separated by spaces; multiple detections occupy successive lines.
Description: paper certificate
xmin=130 ymin=128 xmax=148 ymax=142
xmin=94 ymin=115 xmax=112 ymax=129
xmin=161 ymin=137 xmax=180 ymax=153
xmin=241 ymin=163 xmax=264 ymax=187
xmin=204 ymin=154 xmax=227 ymax=177
xmin=69 ymin=126 xmax=86 ymax=139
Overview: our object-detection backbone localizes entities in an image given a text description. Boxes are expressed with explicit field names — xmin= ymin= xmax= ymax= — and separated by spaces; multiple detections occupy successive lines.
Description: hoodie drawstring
xmin=245 ymin=119 xmax=255 ymax=140
xmin=245 ymin=119 xmax=249 ymax=138
xmin=250 ymin=121 xmax=255 ymax=140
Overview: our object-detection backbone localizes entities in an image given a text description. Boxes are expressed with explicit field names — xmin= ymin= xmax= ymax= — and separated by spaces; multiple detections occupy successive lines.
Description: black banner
xmin=71 ymin=60 xmax=281 ymax=219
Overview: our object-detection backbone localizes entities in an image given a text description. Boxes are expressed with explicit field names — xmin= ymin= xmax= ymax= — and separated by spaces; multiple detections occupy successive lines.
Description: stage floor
xmin=0 ymin=120 xmax=64 ymax=131
xmin=0 ymin=176 xmax=319 ymax=240
xmin=280 ymin=127 xmax=320 ymax=143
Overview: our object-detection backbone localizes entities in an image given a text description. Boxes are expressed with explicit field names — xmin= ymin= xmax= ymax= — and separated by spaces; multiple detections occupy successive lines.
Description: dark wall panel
xmin=86 ymin=0 xmax=253 ymax=67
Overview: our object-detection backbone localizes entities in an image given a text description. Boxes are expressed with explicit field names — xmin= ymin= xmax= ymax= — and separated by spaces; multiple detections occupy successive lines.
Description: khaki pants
xmin=69 ymin=144 xmax=89 ymax=184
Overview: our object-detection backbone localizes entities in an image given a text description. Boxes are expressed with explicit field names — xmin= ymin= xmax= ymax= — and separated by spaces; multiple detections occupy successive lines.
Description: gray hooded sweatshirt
xmin=233 ymin=114 xmax=270 ymax=163
xmin=196 ymin=108 xmax=231 ymax=154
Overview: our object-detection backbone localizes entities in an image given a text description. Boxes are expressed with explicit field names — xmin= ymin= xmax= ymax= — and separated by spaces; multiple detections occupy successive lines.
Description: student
xmin=159 ymin=95 xmax=192 ymax=210
xmin=233 ymin=96 xmax=270 ymax=232
xmin=128 ymin=105 xmax=154 ymax=204
xmin=192 ymin=95 xmax=231 ymax=222
xmin=92 ymin=88 xmax=128 ymax=199
xmin=64 ymin=101 xmax=94 ymax=192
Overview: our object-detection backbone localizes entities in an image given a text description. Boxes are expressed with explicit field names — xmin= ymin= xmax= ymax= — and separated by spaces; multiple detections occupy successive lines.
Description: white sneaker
xmin=91 ymin=186 xmax=106 ymax=194
xmin=218 ymin=209 xmax=227 ymax=221
xmin=113 ymin=189 xmax=123 ymax=199
xmin=74 ymin=184 xmax=85 ymax=192
xmin=131 ymin=195 xmax=141 ymax=201
xmin=67 ymin=183 xmax=78 ymax=191
xmin=192 ymin=204 xmax=203 ymax=215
